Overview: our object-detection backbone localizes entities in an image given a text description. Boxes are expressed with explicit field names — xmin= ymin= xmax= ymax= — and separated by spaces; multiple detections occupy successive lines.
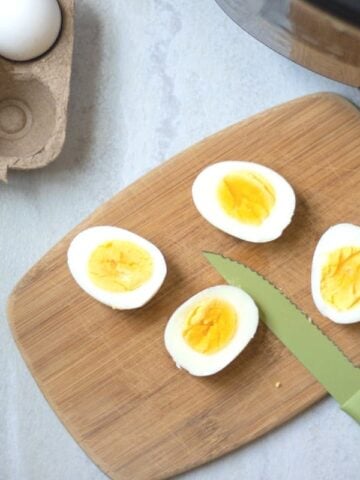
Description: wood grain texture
xmin=8 ymin=94 xmax=360 ymax=480
xmin=290 ymin=0 xmax=360 ymax=87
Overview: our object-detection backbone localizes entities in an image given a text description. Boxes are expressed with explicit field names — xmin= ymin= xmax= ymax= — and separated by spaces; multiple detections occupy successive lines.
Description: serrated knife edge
xmin=203 ymin=251 xmax=360 ymax=423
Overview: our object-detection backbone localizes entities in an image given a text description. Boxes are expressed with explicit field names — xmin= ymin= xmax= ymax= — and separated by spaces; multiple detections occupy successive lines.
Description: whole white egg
xmin=164 ymin=285 xmax=259 ymax=376
xmin=0 ymin=0 xmax=62 ymax=61
xmin=311 ymin=223 xmax=360 ymax=324
xmin=192 ymin=161 xmax=296 ymax=243
xmin=67 ymin=226 xmax=167 ymax=310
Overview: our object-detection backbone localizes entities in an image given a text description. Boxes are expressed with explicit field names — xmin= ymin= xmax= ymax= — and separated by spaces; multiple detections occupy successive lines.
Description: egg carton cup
xmin=0 ymin=0 xmax=74 ymax=182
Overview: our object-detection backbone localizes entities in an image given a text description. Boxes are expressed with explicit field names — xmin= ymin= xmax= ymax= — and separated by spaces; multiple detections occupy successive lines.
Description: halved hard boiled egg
xmin=67 ymin=226 xmax=167 ymax=309
xmin=192 ymin=161 xmax=296 ymax=242
xmin=311 ymin=223 xmax=360 ymax=324
xmin=164 ymin=285 xmax=259 ymax=376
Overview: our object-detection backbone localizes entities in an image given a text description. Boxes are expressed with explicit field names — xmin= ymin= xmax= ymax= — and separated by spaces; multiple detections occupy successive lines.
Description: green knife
xmin=204 ymin=252 xmax=360 ymax=423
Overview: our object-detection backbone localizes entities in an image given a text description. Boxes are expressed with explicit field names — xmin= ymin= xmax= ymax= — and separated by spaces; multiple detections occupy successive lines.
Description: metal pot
xmin=215 ymin=0 xmax=360 ymax=86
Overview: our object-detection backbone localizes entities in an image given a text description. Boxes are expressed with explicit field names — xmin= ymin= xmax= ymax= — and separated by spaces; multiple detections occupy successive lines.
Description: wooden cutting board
xmin=8 ymin=94 xmax=360 ymax=480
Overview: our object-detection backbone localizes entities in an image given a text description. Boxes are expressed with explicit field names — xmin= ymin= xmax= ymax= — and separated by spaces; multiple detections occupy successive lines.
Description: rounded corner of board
xmin=317 ymin=92 xmax=359 ymax=111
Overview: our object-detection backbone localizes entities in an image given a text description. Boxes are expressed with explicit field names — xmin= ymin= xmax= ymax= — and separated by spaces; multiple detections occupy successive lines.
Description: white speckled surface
xmin=2 ymin=1 xmax=360 ymax=479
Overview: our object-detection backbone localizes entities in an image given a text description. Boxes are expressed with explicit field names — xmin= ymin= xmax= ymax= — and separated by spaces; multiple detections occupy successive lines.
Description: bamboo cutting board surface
xmin=8 ymin=94 xmax=360 ymax=480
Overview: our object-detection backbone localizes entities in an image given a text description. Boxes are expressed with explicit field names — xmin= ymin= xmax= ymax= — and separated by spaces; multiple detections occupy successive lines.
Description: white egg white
xmin=192 ymin=161 xmax=296 ymax=243
xmin=67 ymin=226 xmax=167 ymax=310
xmin=311 ymin=223 xmax=360 ymax=324
xmin=164 ymin=285 xmax=259 ymax=376
xmin=0 ymin=0 xmax=61 ymax=61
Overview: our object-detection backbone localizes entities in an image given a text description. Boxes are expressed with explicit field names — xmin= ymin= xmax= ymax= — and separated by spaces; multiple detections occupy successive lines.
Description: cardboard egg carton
xmin=0 ymin=0 xmax=74 ymax=181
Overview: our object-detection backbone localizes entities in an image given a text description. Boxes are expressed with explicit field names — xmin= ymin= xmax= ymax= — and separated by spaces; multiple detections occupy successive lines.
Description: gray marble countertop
xmin=2 ymin=1 xmax=360 ymax=479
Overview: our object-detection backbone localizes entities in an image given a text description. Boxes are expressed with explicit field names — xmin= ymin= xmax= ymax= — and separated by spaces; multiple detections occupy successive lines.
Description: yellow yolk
xmin=88 ymin=240 xmax=153 ymax=292
xmin=321 ymin=246 xmax=360 ymax=311
xmin=217 ymin=171 xmax=276 ymax=225
xmin=182 ymin=298 xmax=237 ymax=354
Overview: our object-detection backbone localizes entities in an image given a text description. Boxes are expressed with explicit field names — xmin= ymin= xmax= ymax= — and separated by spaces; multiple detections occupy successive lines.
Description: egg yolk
xmin=321 ymin=246 xmax=360 ymax=311
xmin=88 ymin=240 xmax=153 ymax=292
xmin=182 ymin=298 xmax=237 ymax=354
xmin=217 ymin=171 xmax=276 ymax=225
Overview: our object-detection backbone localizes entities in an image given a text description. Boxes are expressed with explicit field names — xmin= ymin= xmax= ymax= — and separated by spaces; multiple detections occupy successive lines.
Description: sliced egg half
xmin=164 ymin=285 xmax=259 ymax=376
xmin=67 ymin=226 xmax=167 ymax=309
xmin=192 ymin=161 xmax=296 ymax=242
xmin=311 ymin=223 xmax=360 ymax=324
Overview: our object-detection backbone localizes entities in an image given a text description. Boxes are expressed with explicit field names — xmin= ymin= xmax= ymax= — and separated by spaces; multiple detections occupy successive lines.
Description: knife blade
xmin=204 ymin=251 xmax=360 ymax=423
